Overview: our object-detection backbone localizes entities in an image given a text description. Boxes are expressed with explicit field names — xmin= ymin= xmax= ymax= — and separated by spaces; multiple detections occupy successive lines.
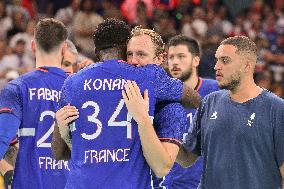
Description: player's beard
xmin=219 ymin=71 xmax=241 ymax=92
xmin=179 ymin=67 xmax=192 ymax=82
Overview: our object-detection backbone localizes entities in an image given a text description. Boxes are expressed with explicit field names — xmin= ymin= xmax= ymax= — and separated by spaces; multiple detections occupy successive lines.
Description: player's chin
xmin=217 ymin=82 xmax=226 ymax=89
xmin=170 ymin=71 xmax=180 ymax=78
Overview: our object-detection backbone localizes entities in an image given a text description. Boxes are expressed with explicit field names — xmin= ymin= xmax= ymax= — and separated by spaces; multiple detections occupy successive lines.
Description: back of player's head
xmin=168 ymin=35 xmax=200 ymax=57
xmin=34 ymin=18 xmax=68 ymax=53
xmin=130 ymin=26 xmax=165 ymax=57
xmin=93 ymin=18 xmax=130 ymax=59
xmin=66 ymin=39 xmax=78 ymax=55
xmin=221 ymin=36 xmax=257 ymax=60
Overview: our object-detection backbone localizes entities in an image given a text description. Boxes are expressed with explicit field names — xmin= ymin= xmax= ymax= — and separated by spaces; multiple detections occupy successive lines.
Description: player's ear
xmin=242 ymin=59 xmax=251 ymax=73
xmin=61 ymin=41 xmax=67 ymax=57
xmin=31 ymin=39 xmax=36 ymax=55
xmin=192 ymin=56 xmax=200 ymax=68
xmin=155 ymin=52 xmax=166 ymax=66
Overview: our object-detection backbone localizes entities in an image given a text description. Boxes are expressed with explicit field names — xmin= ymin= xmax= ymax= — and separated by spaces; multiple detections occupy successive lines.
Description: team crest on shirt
xmin=247 ymin=113 xmax=255 ymax=127
xmin=210 ymin=111 xmax=218 ymax=120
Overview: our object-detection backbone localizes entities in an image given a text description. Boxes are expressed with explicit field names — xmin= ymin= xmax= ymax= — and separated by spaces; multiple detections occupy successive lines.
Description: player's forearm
xmin=0 ymin=159 xmax=13 ymax=175
xmin=3 ymin=144 xmax=18 ymax=168
xmin=137 ymin=116 xmax=175 ymax=178
xmin=176 ymin=146 xmax=198 ymax=168
xmin=181 ymin=84 xmax=201 ymax=108
xmin=0 ymin=113 xmax=21 ymax=160
xmin=0 ymin=159 xmax=13 ymax=189
xmin=51 ymin=123 xmax=71 ymax=160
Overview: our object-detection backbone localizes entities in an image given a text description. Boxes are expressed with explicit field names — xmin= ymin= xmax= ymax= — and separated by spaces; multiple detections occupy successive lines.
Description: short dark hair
xmin=221 ymin=36 xmax=257 ymax=58
xmin=168 ymin=35 xmax=200 ymax=57
xmin=93 ymin=18 xmax=130 ymax=54
xmin=34 ymin=18 xmax=68 ymax=53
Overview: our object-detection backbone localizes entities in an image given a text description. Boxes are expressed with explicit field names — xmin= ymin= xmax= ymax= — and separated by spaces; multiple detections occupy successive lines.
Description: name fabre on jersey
xmin=39 ymin=156 xmax=70 ymax=171
xmin=84 ymin=78 xmax=127 ymax=91
xmin=84 ymin=148 xmax=130 ymax=164
xmin=29 ymin=88 xmax=61 ymax=102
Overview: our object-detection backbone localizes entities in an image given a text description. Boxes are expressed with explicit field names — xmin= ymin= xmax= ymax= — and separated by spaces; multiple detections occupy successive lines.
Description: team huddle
xmin=0 ymin=18 xmax=283 ymax=189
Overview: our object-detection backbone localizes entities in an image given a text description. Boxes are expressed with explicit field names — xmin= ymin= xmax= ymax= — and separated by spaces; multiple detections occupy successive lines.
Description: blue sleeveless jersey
xmin=0 ymin=67 xmax=69 ymax=189
xmin=154 ymin=78 xmax=219 ymax=189
xmin=58 ymin=59 xmax=184 ymax=189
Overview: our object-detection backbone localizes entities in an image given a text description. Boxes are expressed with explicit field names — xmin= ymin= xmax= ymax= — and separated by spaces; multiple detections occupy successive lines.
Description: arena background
xmin=0 ymin=0 xmax=283 ymax=187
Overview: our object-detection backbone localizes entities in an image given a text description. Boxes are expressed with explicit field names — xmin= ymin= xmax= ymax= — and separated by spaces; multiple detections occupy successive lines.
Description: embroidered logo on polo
xmin=247 ymin=113 xmax=255 ymax=127
xmin=210 ymin=111 xmax=218 ymax=120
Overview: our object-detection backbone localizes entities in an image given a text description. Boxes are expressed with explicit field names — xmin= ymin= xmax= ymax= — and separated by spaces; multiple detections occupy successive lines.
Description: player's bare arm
xmin=51 ymin=105 xmax=78 ymax=160
xmin=176 ymin=146 xmax=198 ymax=168
xmin=0 ymin=159 xmax=13 ymax=187
xmin=122 ymin=81 xmax=179 ymax=177
xmin=3 ymin=143 xmax=18 ymax=167
xmin=181 ymin=84 xmax=201 ymax=109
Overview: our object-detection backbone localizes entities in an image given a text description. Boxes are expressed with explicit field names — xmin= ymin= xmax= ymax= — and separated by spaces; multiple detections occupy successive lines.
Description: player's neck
xmin=229 ymin=79 xmax=262 ymax=103
xmin=35 ymin=54 xmax=62 ymax=68
xmin=184 ymin=72 xmax=198 ymax=89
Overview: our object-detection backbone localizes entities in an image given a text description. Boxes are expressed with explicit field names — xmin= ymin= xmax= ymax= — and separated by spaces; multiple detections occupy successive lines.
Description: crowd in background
xmin=0 ymin=0 xmax=283 ymax=98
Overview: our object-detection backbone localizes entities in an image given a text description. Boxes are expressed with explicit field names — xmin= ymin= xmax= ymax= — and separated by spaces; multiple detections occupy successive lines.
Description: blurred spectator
xmin=198 ymin=33 xmax=220 ymax=79
xmin=191 ymin=7 xmax=207 ymax=39
xmin=254 ymin=69 xmax=284 ymax=98
xmin=271 ymin=82 xmax=284 ymax=98
xmin=101 ymin=0 xmax=123 ymax=20
xmin=153 ymin=0 xmax=178 ymax=10
xmin=254 ymin=69 xmax=273 ymax=89
xmin=262 ymin=13 xmax=278 ymax=48
xmin=55 ymin=0 xmax=80 ymax=32
xmin=229 ymin=13 xmax=247 ymax=36
xmin=263 ymin=32 xmax=284 ymax=82
xmin=121 ymin=0 xmax=153 ymax=24
xmin=6 ymin=11 xmax=27 ymax=39
xmin=5 ymin=70 xmax=19 ymax=81
xmin=0 ymin=0 xmax=12 ymax=39
xmin=153 ymin=11 xmax=177 ymax=41
xmin=72 ymin=0 xmax=103 ymax=58
xmin=9 ymin=18 xmax=36 ymax=60
xmin=181 ymin=14 xmax=194 ymax=38
xmin=0 ymin=39 xmax=34 ymax=78
xmin=216 ymin=5 xmax=233 ymax=36
xmin=133 ymin=0 xmax=153 ymax=28
xmin=21 ymin=0 xmax=37 ymax=18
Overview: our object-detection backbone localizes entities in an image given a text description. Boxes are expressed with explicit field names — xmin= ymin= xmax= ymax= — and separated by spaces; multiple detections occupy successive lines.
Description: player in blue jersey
xmin=0 ymin=38 xmax=78 ymax=189
xmin=126 ymin=27 xmax=193 ymax=186
xmin=125 ymin=26 xmax=191 ymax=181
xmin=177 ymin=36 xmax=284 ymax=189
xmin=0 ymin=18 xmax=70 ymax=189
xmin=154 ymin=35 xmax=219 ymax=189
xmin=52 ymin=18 xmax=200 ymax=189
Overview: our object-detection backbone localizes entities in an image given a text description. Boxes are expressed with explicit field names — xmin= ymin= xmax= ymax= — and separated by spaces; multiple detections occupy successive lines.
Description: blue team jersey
xmin=153 ymin=78 xmax=218 ymax=189
xmin=184 ymin=89 xmax=284 ymax=189
xmin=58 ymin=59 xmax=183 ymax=189
xmin=0 ymin=67 xmax=69 ymax=189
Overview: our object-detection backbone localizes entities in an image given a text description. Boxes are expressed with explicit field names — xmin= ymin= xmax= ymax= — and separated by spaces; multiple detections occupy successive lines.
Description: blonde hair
xmin=130 ymin=26 xmax=165 ymax=57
